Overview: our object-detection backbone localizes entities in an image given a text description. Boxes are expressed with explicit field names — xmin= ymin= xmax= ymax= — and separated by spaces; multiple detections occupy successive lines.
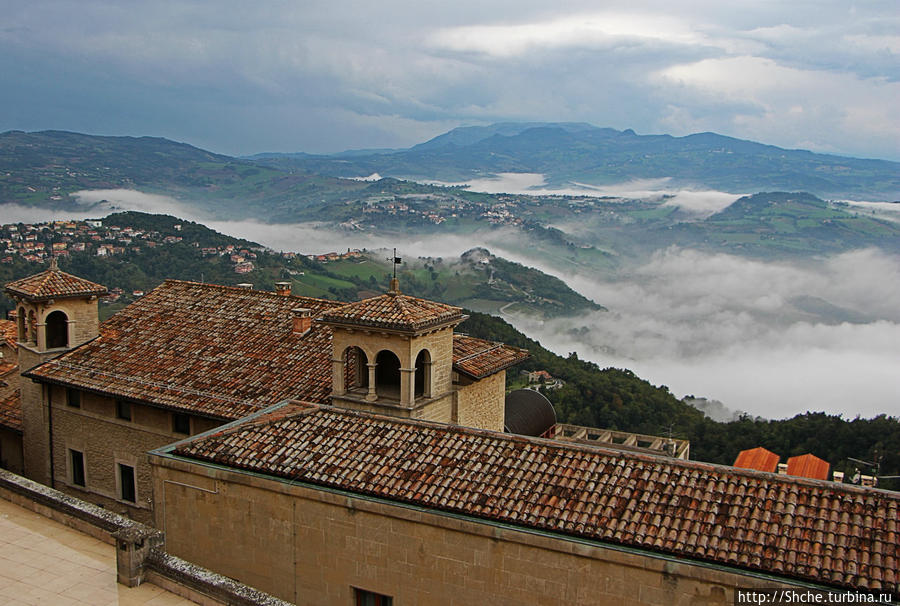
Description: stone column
xmin=366 ymin=363 xmax=377 ymax=402
xmin=331 ymin=357 xmax=345 ymax=396
xmin=400 ymin=367 xmax=415 ymax=405
xmin=35 ymin=320 xmax=46 ymax=350
xmin=422 ymin=361 xmax=433 ymax=398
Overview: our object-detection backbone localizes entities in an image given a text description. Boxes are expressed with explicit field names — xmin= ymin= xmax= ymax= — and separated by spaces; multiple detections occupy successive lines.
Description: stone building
xmin=7 ymin=267 xmax=525 ymax=523
xmin=151 ymin=400 xmax=899 ymax=605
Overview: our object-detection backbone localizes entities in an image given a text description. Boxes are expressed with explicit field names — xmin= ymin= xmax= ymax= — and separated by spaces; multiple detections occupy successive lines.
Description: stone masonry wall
xmin=49 ymin=385 xmax=222 ymax=525
xmin=0 ymin=428 xmax=23 ymax=474
xmin=456 ymin=371 xmax=505 ymax=432
xmin=19 ymin=346 xmax=51 ymax=484
xmin=152 ymin=456 xmax=808 ymax=606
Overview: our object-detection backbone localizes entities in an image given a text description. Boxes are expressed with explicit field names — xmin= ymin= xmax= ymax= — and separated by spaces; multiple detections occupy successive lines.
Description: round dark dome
xmin=504 ymin=389 xmax=556 ymax=437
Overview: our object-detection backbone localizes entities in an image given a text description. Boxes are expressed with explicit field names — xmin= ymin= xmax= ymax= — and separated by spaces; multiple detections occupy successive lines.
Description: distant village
xmin=0 ymin=219 xmax=364 ymax=304
xmin=339 ymin=192 xmax=533 ymax=231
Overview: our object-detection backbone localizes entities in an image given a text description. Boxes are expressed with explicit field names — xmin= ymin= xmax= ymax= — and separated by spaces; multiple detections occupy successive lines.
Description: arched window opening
xmin=17 ymin=307 xmax=26 ymax=342
xmin=414 ymin=349 xmax=431 ymax=399
xmin=46 ymin=310 xmax=68 ymax=349
xmin=375 ymin=350 xmax=401 ymax=400
xmin=343 ymin=346 xmax=368 ymax=392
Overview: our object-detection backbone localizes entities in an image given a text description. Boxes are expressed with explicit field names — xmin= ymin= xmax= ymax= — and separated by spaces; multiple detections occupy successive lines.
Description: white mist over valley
xmin=6 ymin=187 xmax=900 ymax=421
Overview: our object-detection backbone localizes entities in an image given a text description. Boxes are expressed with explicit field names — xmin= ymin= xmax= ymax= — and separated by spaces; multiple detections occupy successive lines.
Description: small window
xmin=70 ymin=450 xmax=85 ymax=487
xmin=118 ymin=463 xmax=136 ymax=503
xmin=172 ymin=412 xmax=190 ymax=435
xmin=355 ymin=588 xmax=393 ymax=606
xmin=66 ymin=388 xmax=81 ymax=408
xmin=116 ymin=400 xmax=131 ymax=421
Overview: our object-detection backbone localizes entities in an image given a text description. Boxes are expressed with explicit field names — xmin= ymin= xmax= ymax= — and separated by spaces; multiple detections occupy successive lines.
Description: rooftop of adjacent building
xmin=4 ymin=257 xmax=107 ymax=302
xmin=158 ymin=400 xmax=899 ymax=595
xmin=735 ymin=447 xmax=833 ymax=482
xmin=0 ymin=497 xmax=194 ymax=606
xmin=320 ymin=288 xmax=465 ymax=333
xmin=0 ymin=318 xmax=17 ymax=350
xmin=23 ymin=279 xmax=527 ymax=420
xmin=0 ymin=324 xmax=20 ymax=433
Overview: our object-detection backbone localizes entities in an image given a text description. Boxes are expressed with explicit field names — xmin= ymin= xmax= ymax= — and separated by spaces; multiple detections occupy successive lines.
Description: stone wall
xmin=456 ymin=370 xmax=505 ymax=432
xmin=46 ymin=385 xmax=222 ymax=524
xmin=16 ymin=294 xmax=100 ymax=485
xmin=19 ymin=346 xmax=52 ymax=484
xmin=152 ymin=454 xmax=811 ymax=606
xmin=0 ymin=428 xmax=23 ymax=474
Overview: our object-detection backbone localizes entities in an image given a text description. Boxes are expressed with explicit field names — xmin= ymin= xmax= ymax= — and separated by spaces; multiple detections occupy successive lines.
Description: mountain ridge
xmin=250 ymin=122 xmax=900 ymax=200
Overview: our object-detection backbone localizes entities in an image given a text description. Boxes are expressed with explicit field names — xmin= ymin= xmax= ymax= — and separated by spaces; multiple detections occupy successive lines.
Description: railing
xmin=550 ymin=423 xmax=691 ymax=459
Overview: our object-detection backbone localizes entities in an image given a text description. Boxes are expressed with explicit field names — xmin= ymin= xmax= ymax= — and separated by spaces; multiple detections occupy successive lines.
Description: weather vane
xmin=386 ymin=247 xmax=402 ymax=293
xmin=387 ymin=248 xmax=402 ymax=278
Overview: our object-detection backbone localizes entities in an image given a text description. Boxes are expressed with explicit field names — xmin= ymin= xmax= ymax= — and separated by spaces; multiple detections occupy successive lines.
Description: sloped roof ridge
xmin=160 ymin=279 xmax=346 ymax=308
xmin=196 ymin=400 xmax=320 ymax=443
xmin=187 ymin=402 xmax=893 ymax=498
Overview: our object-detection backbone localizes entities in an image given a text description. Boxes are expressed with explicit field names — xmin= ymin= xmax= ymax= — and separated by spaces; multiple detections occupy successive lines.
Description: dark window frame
xmin=354 ymin=588 xmax=393 ymax=606
xmin=70 ymin=449 xmax=85 ymax=487
xmin=172 ymin=412 xmax=190 ymax=435
xmin=118 ymin=463 xmax=136 ymax=503
xmin=115 ymin=399 xmax=132 ymax=421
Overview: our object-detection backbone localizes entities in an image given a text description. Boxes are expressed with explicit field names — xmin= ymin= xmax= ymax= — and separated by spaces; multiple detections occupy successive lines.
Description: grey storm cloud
xmin=1 ymin=0 xmax=898 ymax=159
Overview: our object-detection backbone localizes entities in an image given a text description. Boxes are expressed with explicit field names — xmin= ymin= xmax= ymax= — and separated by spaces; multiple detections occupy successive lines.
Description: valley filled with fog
xmin=5 ymin=185 xmax=899 ymax=421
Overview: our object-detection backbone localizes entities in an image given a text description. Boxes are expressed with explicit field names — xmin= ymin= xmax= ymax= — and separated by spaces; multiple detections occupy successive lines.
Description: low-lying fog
xmin=425 ymin=173 xmax=743 ymax=216
xmin=4 ymin=187 xmax=899 ymax=421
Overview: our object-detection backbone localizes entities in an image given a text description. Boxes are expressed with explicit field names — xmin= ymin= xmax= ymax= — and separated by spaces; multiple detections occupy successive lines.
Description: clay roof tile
xmin=5 ymin=262 xmax=107 ymax=301
xmin=169 ymin=403 xmax=899 ymax=594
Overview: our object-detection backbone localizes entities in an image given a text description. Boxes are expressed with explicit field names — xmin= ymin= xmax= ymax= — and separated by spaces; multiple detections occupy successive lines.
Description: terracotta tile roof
xmin=5 ymin=264 xmax=107 ymax=302
xmin=0 ymin=319 xmax=17 ymax=350
xmin=171 ymin=402 xmax=899 ymax=593
xmin=321 ymin=292 xmax=464 ymax=333
xmin=24 ymin=281 xmax=526 ymax=418
xmin=734 ymin=447 xmax=780 ymax=473
xmin=453 ymin=335 xmax=529 ymax=379
xmin=0 ymin=390 xmax=21 ymax=433
xmin=0 ymin=362 xmax=20 ymax=433
xmin=787 ymin=454 xmax=831 ymax=481
xmin=25 ymin=280 xmax=345 ymax=420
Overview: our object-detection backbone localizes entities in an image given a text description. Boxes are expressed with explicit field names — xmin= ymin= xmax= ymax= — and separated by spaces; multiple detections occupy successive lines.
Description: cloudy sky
xmin=2 ymin=1 xmax=898 ymax=159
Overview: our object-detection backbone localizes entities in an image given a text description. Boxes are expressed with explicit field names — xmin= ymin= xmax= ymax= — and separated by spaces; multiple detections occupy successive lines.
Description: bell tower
xmin=4 ymin=258 xmax=107 ymax=485
xmin=320 ymin=279 xmax=466 ymax=423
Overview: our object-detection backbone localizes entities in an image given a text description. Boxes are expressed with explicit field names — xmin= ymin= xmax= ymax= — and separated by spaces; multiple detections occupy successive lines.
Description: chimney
xmin=777 ymin=463 xmax=788 ymax=475
xmin=832 ymin=470 xmax=844 ymax=483
xmin=275 ymin=281 xmax=292 ymax=296
xmin=292 ymin=307 xmax=312 ymax=335
xmin=236 ymin=283 xmax=254 ymax=289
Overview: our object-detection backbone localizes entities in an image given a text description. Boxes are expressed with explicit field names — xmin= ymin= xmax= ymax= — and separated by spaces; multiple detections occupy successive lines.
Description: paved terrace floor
xmin=0 ymin=498 xmax=196 ymax=606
